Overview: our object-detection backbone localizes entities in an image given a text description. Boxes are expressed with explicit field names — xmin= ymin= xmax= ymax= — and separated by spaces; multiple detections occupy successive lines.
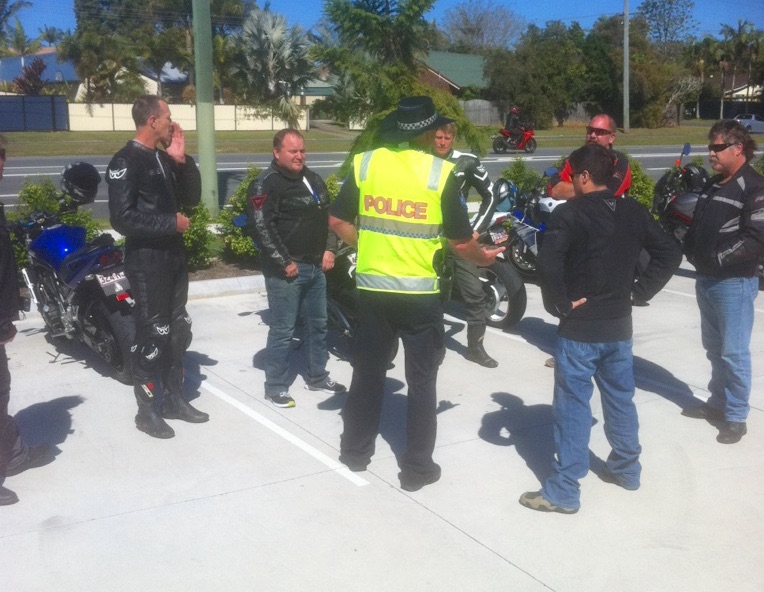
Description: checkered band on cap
xmin=397 ymin=112 xmax=437 ymax=131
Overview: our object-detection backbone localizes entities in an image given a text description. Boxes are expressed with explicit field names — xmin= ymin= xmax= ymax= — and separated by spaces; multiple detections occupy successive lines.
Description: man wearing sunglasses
xmin=549 ymin=114 xmax=632 ymax=200
xmin=682 ymin=120 xmax=764 ymax=445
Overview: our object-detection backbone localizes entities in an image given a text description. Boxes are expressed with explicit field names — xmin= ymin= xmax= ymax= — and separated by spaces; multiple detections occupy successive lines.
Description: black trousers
xmin=449 ymin=248 xmax=488 ymax=327
xmin=1 ymin=344 xmax=22 ymax=483
xmin=340 ymin=291 xmax=444 ymax=477
xmin=125 ymin=247 xmax=190 ymax=385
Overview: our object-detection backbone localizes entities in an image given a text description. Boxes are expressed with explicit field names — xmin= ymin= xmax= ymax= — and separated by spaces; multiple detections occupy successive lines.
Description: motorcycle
xmin=501 ymin=170 xmax=565 ymax=280
xmin=13 ymin=163 xmax=135 ymax=384
xmin=492 ymin=126 xmax=537 ymax=154
xmin=651 ymin=143 xmax=709 ymax=244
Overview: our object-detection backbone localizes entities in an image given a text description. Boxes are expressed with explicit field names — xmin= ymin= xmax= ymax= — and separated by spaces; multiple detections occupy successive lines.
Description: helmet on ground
xmin=61 ymin=162 xmax=101 ymax=204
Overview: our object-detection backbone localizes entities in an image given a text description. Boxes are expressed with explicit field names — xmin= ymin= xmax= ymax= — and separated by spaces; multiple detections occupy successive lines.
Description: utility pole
xmin=192 ymin=0 xmax=219 ymax=214
xmin=623 ymin=0 xmax=630 ymax=132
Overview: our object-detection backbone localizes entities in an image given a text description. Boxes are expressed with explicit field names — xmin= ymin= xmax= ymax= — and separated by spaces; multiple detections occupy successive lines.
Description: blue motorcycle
xmin=14 ymin=163 xmax=135 ymax=384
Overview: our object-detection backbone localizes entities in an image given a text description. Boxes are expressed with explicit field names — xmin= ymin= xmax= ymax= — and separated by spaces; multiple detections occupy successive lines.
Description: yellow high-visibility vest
xmin=353 ymin=148 xmax=453 ymax=294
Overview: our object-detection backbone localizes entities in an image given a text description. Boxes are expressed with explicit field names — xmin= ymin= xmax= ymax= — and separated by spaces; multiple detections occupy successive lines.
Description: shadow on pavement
xmin=479 ymin=392 xmax=555 ymax=483
xmin=14 ymin=395 xmax=84 ymax=447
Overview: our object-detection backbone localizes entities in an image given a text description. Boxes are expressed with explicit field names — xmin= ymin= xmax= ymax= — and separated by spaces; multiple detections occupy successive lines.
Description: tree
xmin=237 ymin=6 xmax=313 ymax=127
xmin=0 ymin=0 xmax=30 ymax=45
xmin=2 ymin=17 xmax=40 ymax=56
xmin=440 ymin=0 xmax=524 ymax=53
xmin=637 ymin=0 xmax=697 ymax=54
xmin=38 ymin=25 xmax=64 ymax=47
xmin=12 ymin=54 xmax=45 ymax=94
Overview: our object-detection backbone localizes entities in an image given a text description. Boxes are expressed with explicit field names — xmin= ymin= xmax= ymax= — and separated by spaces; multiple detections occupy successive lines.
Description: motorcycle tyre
xmin=92 ymin=301 xmax=135 ymax=385
xmin=479 ymin=262 xmax=527 ymax=329
xmin=508 ymin=238 xmax=537 ymax=280
xmin=524 ymin=138 xmax=537 ymax=154
xmin=492 ymin=137 xmax=507 ymax=154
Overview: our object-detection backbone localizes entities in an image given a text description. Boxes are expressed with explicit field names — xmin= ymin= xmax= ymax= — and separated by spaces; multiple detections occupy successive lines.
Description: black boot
xmin=161 ymin=367 xmax=209 ymax=423
xmin=0 ymin=422 xmax=19 ymax=505
xmin=134 ymin=382 xmax=175 ymax=439
xmin=465 ymin=324 xmax=498 ymax=368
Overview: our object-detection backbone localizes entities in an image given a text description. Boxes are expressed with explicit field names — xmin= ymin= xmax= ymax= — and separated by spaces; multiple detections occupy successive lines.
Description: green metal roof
xmin=424 ymin=51 xmax=486 ymax=89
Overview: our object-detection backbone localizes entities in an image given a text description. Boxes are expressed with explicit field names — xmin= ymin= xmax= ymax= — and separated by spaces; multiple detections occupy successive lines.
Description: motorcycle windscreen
xmin=29 ymin=225 xmax=87 ymax=270
xmin=512 ymin=223 xmax=539 ymax=255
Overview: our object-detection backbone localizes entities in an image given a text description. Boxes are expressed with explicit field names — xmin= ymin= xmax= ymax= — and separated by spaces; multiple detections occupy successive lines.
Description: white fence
xmin=68 ymin=103 xmax=309 ymax=132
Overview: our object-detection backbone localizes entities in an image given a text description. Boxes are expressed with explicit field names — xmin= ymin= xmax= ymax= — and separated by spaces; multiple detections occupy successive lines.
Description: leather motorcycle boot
xmin=465 ymin=324 xmax=498 ymax=368
xmin=134 ymin=382 xmax=175 ymax=439
xmin=161 ymin=367 xmax=209 ymax=423
xmin=0 ymin=424 xmax=18 ymax=505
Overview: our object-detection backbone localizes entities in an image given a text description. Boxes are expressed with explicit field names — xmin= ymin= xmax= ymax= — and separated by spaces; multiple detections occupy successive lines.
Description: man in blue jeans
xmin=246 ymin=129 xmax=346 ymax=408
xmin=520 ymin=144 xmax=681 ymax=514
xmin=682 ymin=120 xmax=764 ymax=444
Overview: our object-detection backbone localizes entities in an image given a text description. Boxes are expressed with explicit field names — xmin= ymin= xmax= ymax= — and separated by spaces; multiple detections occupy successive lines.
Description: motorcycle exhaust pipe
xmin=21 ymin=268 xmax=39 ymax=306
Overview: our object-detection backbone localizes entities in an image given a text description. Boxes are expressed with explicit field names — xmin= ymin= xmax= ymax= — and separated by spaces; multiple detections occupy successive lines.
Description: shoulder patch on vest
xmin=249 ymin=194 xmax=268 ymax=210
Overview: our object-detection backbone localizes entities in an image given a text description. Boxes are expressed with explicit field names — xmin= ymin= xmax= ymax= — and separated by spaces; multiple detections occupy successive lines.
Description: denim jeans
xmin=542 ymin=337 xmax=641 ymax=510
xmin=263 ymin=262 xmax=329 ymax=395
xmin=695 ymin=275 xmax=758 ymax=422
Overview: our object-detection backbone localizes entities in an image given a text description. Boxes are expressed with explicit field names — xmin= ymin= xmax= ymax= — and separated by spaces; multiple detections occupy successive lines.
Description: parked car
xmin=733 ymin=113 xmax=764 ymax=133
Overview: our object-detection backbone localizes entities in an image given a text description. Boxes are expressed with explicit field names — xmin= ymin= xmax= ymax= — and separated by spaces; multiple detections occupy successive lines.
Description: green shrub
xmin=752 ymin=153 xmax=764 ymax=176
xmin=9 ymin=177 xmax=101 ymax=272
xmin=183 ymin=203 xmax=214 ymax=270
xmin=624 ymin=153 xmax=655 ymax=210
xmin=500 ymin=158 xmax=544 ymax=193
xmin=218 ymin=166 xmax=261 ymax=264
xmin=324 ymin=173 xmax=340 ymax=202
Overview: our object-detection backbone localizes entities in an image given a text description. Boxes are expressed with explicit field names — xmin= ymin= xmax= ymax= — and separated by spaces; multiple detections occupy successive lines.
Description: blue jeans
xmin=263 ymin=262 xmax=329 ymax=395
xmin=542 ymin=337 xmax=641 ymax=510
xmin=695 ymin=275 xmax=758 ymax=422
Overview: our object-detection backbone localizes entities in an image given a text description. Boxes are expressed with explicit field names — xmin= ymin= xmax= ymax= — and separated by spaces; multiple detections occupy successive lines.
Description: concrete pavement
xmin=1 ymin=263 xmax=762 ymax=592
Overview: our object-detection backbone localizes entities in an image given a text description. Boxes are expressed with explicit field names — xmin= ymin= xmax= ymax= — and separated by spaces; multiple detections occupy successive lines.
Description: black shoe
xmin=717 ymin=421 xmax=747 ymax=444
xmin=399 ymin=464 xmax=441 ymax=492
xmin=339 ymin=455 xmax=369 ymax=472
xmin=162 ymin=397 xmax=210 ymax=423
xmin=465 ymin=346 xmax=498 ymax=368
xmin=135 ymin=408 xmax=175 ymax=439
xmin=631 ymin=296 xmax=650 ymax=307
xmin=519 ymin=490 xmax=578 ymax=514
xmin=305 ymin=378 xmax=347 ymax=394
xmin=544 ymin=357 xmax=556 ymax=368
xmin=265 ymin=391 xmax=295 ymax=408
xmin=5 ymin=444 xmax=56 ymax=477
xmin=0 ymin=485 xmax=19 ymax=506
xmin=598 ymin=471 xmax=640 ymax=491
xmin=681 ymin=403 xmax=724 ymax=421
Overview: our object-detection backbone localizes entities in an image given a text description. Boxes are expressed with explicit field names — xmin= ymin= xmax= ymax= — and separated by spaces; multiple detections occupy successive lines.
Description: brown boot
xmin=465 ymin=325 xmax=498 ymax=368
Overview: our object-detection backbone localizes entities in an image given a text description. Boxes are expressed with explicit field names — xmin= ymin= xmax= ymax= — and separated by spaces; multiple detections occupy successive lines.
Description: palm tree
xmin=2 ymin=18 xmax=41 ymax=61
xmin=238 ymin=6 xmax=313 ymax=127
xmin=0 ymin=0 xmax=31 ymax=45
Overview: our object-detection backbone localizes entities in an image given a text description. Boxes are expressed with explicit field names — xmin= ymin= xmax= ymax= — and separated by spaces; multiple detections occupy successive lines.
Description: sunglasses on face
xmin=707 ymin=143 xmax=733 ymax=153
xmin=586 ymin=126 xmax=614 ymax=136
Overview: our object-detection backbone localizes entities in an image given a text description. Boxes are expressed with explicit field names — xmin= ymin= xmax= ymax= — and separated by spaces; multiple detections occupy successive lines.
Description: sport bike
xmin=13 ymin=163 xmax=135 ymax=384
xmin=492 ymin=126 xmax=537 ymax=154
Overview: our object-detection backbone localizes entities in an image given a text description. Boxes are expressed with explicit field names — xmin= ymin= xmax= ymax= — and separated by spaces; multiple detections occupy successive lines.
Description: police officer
xmin=329 ymin=97 xmax=504 ymax=491
xmin=108 ymin=95 xmax=208 ymax=439
xmin=432 ymin=122 xmax=498 ymax=367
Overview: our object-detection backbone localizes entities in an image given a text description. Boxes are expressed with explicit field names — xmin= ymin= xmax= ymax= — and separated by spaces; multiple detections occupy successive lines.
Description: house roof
xmin=423 ymin=51 xmax=486 ymax=90
xmin=0 ymin=52 xmax=79 ymax=83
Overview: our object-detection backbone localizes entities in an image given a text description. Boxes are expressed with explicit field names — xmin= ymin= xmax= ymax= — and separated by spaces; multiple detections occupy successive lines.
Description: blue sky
xmin=15 ymin=0 xmax=764 ymax=42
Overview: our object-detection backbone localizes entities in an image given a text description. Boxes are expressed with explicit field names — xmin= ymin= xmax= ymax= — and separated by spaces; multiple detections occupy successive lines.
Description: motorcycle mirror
xmin=492 ymin=178 xmax=515 ymax=212
xmin=233 ymin=213 xmax=247 ymax=228
xmin=682 ymin=143 xmax=691 ymax=157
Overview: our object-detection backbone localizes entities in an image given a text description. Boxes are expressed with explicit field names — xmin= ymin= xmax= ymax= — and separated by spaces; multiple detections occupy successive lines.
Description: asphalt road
xmin=0 ymin=145 xmax=713 ymax=220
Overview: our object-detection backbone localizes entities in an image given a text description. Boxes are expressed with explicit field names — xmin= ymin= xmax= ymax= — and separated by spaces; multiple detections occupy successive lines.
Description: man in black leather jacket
xmin=433 ymin=123 xmax=499 ymax=367
xmin=107 ymin=95 xmax=208 ymax=439
xmin=246 ymin=129 xmax=345 ymax=409
xmin=1 ymin=140 xmax=55 ymax=505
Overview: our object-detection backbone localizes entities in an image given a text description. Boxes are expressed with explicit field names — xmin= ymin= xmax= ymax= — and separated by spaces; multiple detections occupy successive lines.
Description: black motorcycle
xmin=13 ymin=163 xmax=135 ymax=384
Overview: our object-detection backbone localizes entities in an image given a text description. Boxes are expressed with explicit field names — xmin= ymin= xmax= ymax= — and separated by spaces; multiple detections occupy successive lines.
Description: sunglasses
xmin=586 ymin=126 xmax=614 ymax=136
xmin=707 ymin=143 xmax=733 ymax=153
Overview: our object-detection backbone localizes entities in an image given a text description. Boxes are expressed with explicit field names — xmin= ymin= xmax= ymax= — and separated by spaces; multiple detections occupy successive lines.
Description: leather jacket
xmin=107 ymin=140 xmax=201 ymax=251
xmin=0 ymin=223 xmax=19 ymax=341
xmin=443 ymin=149 xmax=496 ymax=233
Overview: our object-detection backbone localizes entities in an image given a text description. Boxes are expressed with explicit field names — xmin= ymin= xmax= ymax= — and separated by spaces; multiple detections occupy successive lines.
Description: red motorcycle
xmin=492 ymin=126 xmax=537 ymax=154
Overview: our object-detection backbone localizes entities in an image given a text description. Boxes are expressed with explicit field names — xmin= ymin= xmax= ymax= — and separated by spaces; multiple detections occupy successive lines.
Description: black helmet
xmin=681 ymin=165 xmax=709 ymax=192
xmin=61 ymin=162 xmax=101 ymax=204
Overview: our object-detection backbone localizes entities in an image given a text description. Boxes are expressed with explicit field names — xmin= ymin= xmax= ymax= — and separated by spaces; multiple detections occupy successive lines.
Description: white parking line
xmin=199 ymin=380 xmax=369 ymax=487
xmin=664 ymin=288 xmax=764 ymax=314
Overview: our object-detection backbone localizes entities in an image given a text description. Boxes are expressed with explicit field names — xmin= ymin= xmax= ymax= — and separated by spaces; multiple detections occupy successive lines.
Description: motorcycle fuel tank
xmin=29 ymin=224 xmax=87 ymax=270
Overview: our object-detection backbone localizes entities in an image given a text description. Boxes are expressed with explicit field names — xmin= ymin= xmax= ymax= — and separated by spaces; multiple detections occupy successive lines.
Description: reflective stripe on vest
xmin=354 ymin=148 xmax=453 ymax=294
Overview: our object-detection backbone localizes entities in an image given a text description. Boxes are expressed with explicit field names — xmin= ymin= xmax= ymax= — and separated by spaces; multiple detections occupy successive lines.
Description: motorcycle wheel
xmin=524 ymin=138 xmax=537 ymax=154
xmin=492 ymin=137 xmax=507 ymax=154
xmin=92 ymin=301 xmax=135 ymax=385
xmin=479 ymin=263 xmax=527 ymax=328
xmin=508 ymin=238 xmax=537 ymax=279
